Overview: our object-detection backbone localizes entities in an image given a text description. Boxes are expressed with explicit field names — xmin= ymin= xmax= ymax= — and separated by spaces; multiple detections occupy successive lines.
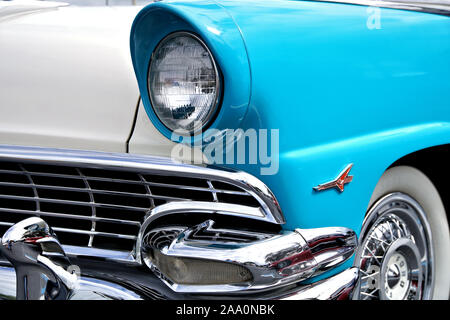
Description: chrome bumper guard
xmin=146 ymin=220 xmax=358 ymax=294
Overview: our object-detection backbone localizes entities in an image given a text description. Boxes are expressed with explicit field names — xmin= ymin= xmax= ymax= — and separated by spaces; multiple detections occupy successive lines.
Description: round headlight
xmin=148 ymin=32 xmax=221 ymax=135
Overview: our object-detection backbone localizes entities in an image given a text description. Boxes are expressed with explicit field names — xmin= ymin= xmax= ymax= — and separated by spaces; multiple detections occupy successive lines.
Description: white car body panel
xmin=129 ymin=101 xmax=206 ymax=163
xmin=0 ymin=1 xmax=142 ymax=153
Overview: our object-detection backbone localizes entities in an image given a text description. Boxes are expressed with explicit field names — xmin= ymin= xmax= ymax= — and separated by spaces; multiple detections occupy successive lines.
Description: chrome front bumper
xmin=0 ymin=260 xmax=359 ymax=300
xmin=0 ymin=216 xmax=359 ymax=300
xmin=0 ymin=145 xmax=360 ymax=300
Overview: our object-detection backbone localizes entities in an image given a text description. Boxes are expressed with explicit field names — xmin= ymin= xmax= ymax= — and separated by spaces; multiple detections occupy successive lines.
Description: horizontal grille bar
xmin=0 ymin=207 xmax=141 ymax=226
xmin=53 ymin=227 xmax=137 ymax=240
xmin=0 ymin=221 xmax=136 ymax=240
xmin=0 ymin=192 xmax=189 ymax=210
xmin=0 ymin=178 xmax=251 ymax=196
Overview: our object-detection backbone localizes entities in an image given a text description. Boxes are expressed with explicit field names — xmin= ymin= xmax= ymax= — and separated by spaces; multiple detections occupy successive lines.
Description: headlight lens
xmin=148 ymin=32 xmax=221 ymax=134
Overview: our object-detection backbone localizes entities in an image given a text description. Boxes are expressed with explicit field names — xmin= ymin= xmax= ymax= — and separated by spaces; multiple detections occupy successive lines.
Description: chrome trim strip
xmin=0 ymin=145 xmax=284 ymax=224
xmin=278 ymin=267 xmax=360 ymax=300
xmin=311 ymin=0 xmax=450 ymax=16
xmin=63 ymin=245 xmax=136 ymax=263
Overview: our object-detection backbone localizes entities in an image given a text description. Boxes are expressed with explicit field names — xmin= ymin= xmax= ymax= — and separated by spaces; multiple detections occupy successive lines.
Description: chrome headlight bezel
xmin=147 ymin=31 xmax=222 ymax=136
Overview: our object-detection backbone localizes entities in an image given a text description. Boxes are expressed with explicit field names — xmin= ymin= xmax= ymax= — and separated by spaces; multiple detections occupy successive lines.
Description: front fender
xmin=219 ymin=1 xmax=450 ymax=279
xmin=217 ymin=0 xmax=450 ymax=229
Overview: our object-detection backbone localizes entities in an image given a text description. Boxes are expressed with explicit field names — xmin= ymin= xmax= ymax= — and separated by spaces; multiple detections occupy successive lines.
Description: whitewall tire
xmin=354 ymin=166 xmax=450 ymax=300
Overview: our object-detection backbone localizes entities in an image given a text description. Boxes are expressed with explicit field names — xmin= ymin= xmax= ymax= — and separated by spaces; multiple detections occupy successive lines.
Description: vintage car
xmin=0 ymin=0 xmax=449 ymax=300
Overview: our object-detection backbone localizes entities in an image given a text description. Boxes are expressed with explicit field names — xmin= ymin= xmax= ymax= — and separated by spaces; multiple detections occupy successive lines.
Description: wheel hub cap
xmin=387 ymin=259 xmax=401 ymax=288
xmin=354 ymin=193 xmax=434 ymax=300
xmin=385 ymin=253 xmax=408 ymax=296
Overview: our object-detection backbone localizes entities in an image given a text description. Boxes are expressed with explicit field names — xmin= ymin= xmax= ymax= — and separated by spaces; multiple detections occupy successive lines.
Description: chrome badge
xmin=313 ymin=164 xmax=353 ymax=192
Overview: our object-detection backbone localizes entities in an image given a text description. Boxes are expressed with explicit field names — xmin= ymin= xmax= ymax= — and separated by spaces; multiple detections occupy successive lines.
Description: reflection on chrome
xmin=0 ymin=217 xmax=78 ymax=300
xmin=278 ymin=267 xmax=360 ymax=300
xmin=1 ymin=217 xmax=359 ymax=300
xmin=141 ymin=217 xmax=357 ymax=293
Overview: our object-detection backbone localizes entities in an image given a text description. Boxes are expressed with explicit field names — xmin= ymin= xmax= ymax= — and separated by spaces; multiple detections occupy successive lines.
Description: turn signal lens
xmin=150 ymin=250 xmax=252 ymax=285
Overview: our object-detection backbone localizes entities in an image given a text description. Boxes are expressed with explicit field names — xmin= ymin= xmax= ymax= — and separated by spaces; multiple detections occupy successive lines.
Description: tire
xmin=354 ymin=166 xmax=450 ymax=300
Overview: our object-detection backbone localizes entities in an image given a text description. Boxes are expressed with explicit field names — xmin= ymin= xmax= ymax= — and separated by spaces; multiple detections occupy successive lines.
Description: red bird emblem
xmin=313 ymin=164 xmax=354 ymax=192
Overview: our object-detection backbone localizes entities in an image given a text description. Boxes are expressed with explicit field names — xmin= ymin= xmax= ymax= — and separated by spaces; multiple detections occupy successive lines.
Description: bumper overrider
xmin=0 ymin=145 xmax=359 ymax=300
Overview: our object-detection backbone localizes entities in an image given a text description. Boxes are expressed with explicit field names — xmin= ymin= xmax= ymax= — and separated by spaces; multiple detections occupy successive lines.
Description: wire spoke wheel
xmin=354 ymin=192 xmax=434 ymax=300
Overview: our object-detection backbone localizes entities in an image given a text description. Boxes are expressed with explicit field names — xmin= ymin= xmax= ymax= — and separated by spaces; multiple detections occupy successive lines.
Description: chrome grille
xmin=0 ymin=160 xmax=261 ymax=253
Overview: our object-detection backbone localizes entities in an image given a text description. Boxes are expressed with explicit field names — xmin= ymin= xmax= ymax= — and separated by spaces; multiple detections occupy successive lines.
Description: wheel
xmin=354 ymin=166 xmax=450 ymax=300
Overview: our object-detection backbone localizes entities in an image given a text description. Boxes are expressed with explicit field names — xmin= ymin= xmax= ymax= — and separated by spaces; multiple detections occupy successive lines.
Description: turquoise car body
xmin=130 ymin=0 xmax=450 ymax=280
